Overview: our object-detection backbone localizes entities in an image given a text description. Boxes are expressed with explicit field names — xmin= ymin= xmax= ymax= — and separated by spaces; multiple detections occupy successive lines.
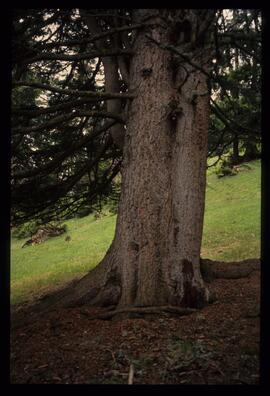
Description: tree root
xmin=11 ymin=257 xmax=260 ymax=328
xmin=83 ymin=305 xmax=197 ymax=320
xmin=200 ymin=258 xmax=260 ymax=282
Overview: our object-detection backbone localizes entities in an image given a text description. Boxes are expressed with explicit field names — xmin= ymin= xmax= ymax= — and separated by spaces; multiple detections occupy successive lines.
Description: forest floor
xmin=10 ymin=260 xmax=260 ymax=385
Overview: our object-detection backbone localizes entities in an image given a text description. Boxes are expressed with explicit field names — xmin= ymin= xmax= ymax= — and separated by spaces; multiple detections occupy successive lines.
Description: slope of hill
xmin=11 ymin=160 xmax=261 ymax=305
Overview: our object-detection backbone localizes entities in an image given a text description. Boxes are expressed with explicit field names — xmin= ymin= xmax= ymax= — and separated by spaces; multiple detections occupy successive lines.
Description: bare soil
xmin=10 ymin=261 xmax=260 ymax=384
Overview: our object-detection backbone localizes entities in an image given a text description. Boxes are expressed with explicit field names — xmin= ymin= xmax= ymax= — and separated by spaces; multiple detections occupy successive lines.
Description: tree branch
xmin=145 ymin=34 xmax=211 ymax=79
xmin=210 ymin=98 xmax=259 ymax=136
xmin=12 ymin=81 xmax=135 ymax=100
xmin=38 ymin=24 xmax=143 ymax=49
xmin=217 ymin=31 xmax=261 ymax=43
xmin=13 ymin=112 xmax=80 ymax=135
xmin=12 ymin=97 xmax=97 ymax=116
xmin=12 ymin=121 xmax=117 ymax=180
xmin=82 ymin=13 xmax=127 ymax=149
xmin=13 ymin=110 xmax=125 ymax=134
xmin=12 ymin=136 xmax=113 ymax=209
xmin=20 ymin=49 xmax=134 ymax=65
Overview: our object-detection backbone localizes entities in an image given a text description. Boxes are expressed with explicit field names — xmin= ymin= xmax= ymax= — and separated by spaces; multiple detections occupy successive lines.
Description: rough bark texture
xmin=110 ymin=10 xmax=214 ymax=309
xmin=15 ymin=10 xmax=217 ymax=316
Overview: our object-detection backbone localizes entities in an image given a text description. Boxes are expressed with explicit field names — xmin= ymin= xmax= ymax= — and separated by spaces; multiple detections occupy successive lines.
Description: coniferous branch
xmin=36 ymin=24 xmax=143 ymax=49
xmin=12 ymin=81 xmax=135 ymax=100
xmin=13 ymin=110 xmax=125 ymax=135
xmin=12 ymin=145 xmax=121 ymax=225
xmin=19 ymin=49 xmax=134 ymax=65
xmin=210 ymin=99 xmax=260 ymax=137
xmin=12 ymin=97 xmax=98 ymax=116
xmin=12 ymin=121 xmax=117 ymax=180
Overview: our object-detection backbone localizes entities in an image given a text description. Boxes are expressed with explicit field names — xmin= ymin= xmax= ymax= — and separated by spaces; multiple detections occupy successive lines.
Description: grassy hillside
xmin=202 ymin=160 xmax=261 ymax=261
xmin=11 ymin=160 xmax=261 ymax=305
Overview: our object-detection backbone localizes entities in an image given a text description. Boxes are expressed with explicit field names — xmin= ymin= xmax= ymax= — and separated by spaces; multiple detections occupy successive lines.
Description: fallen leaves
xmin=10 ymin=268 xmax=260 ymax=384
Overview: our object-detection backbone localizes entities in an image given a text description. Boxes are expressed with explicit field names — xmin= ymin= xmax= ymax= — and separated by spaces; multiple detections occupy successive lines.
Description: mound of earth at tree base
xmin=10 ymin=259 xmax=260 ymax=384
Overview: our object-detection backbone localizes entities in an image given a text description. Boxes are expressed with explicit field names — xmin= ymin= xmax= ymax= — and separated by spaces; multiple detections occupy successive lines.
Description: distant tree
xmin=208 ymin=9 xmax=261 ymax=167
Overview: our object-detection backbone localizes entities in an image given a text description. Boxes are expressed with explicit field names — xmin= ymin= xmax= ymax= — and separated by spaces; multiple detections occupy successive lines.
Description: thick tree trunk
xmin=27 ymin=10 xmax=215 ymax=314
xmin=113 ymin=11 xmax=212 ymax=308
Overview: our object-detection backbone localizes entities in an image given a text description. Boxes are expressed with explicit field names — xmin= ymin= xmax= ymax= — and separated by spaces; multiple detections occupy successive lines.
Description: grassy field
xmin=11 ymin=159 xmax=261 ymax=305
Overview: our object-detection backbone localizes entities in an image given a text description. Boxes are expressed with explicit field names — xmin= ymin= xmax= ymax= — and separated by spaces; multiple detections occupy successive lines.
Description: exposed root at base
xmin=82 ymin=306 xmax=197 ymax=320
xmin=200 ymin=258 xmax=260 ymax=282
xmin=11 ymin=258 xmax=260 ymax=328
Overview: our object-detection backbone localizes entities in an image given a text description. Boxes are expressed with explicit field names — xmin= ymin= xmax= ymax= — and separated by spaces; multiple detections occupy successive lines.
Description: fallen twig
xmin=128 ymin=364 xmax=134 ymax=385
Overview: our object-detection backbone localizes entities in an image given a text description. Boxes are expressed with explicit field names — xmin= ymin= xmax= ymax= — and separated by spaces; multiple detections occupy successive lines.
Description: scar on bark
xmin=167 ymin=98 xmax=183 ymax=136
xmin=173 ymin=226 xmax=179 ymax=246
xmin=181 ymin=259 xmax=206 ymax=309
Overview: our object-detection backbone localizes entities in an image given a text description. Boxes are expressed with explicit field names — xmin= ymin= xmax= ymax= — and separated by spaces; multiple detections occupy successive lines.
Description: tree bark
xmin=112 ymin=10 xmax=212 ymax=309
xmin=22 ymin=10 xmax=216 ymax=315
xmin=81 ymin=11 xmax=126 ymax=149
xmin=200 ymin=258 xmax=260 ymax=282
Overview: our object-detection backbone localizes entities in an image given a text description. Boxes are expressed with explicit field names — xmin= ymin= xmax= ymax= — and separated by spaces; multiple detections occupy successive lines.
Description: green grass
xmin=11 ymin=159 xmax=261 ymax=305
xmin=202 ymin=159 xmax=261 ymax=261
xmin=11 ymin=214 xmax=116 ymax=305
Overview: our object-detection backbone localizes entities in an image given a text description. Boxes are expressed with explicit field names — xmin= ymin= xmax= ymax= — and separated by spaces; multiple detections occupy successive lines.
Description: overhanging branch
xmin=12 ymin=97 xmax=97 ymax=116
xmin=12 ymin=81 xmax=135 ymax=100
xmin=37 ymin=24 xmax=143 ymax=49
xmin=210 ymin=98 xmax=259 ymax=137
xmin=13 ymin=110 xmax=125 ymax=135
xmin=19 ymin=49 xmax=134 ymax=65
xmin=12 ymin=121 xmax=117 ymax=180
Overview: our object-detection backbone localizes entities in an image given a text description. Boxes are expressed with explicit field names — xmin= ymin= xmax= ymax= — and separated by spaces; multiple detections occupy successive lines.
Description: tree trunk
xmin=113 ymin=10 xmax=213 ymax=309
xmin=81 ymin=11 xmax=126 ymax=149
xmin=231 ymin=135 xmax=240 ymax=165
xmin=230 ymin=45 xmax=241 ymax=166
xmin=30 ymin=10 xmax=215 ymax=314
xmin=243 ymin=140 xmax=260 ymax=161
